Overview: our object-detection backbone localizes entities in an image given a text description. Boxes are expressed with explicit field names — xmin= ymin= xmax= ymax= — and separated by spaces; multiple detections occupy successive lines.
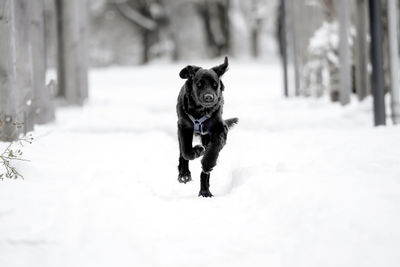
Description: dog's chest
xmin=193 ymin=134 xmax=202 ymax=146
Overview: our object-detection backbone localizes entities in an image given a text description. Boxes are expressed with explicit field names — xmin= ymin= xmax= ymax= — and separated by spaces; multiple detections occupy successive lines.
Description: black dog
xmin=176 ymin=57 xmax=238 ymax=197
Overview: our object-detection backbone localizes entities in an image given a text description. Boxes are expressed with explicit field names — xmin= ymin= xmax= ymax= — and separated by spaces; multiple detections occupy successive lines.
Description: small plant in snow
xmin=0 ymin=133 xmax=33 ymax=180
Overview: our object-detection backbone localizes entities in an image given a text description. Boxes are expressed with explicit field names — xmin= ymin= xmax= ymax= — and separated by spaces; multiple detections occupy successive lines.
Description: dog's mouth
xmin=199 ymin=101 xmax=216 ymax=108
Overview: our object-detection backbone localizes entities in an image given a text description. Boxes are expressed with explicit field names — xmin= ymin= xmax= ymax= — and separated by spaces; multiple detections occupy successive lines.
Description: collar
xmin=186 ymin=112 xmax=210 ymax=135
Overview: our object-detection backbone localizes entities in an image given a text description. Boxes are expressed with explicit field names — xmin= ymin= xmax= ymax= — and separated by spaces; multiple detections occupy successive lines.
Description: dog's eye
xmin=196 ymin=82 xmax=203 ymax=88
xmin=212 ymin=82 xmax=218 ymax=89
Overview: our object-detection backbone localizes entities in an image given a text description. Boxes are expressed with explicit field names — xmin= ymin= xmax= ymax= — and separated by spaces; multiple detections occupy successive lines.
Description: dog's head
xmin=179 ymin=57 xmax=229 ymax=108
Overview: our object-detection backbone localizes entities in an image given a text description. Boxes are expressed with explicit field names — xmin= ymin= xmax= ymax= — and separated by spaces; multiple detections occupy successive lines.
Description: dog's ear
xmin=179 ymin=65 xmax=201 ymax=79
xmin=220 ymin=81 xmax=225 ymax=91
xmin=212 ymin=56 xmax=229 ymax=77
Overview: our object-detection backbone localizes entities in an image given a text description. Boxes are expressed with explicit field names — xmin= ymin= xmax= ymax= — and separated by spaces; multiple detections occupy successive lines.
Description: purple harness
xmin=186 ymin=113 xmax=210 ymax=135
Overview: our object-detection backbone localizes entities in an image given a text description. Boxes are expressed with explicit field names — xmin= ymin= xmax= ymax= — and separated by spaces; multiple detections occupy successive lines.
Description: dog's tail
xmin=225 ymin=117 xmax=239 ymax=129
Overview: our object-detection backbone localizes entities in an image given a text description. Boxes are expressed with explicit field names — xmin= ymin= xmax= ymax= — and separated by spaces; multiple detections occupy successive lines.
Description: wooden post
xmin=56 ymin=0 xmax=89 ymax=105
xmin=355 ymin=0 xmax=370 ymax=101
xmin=387 ymin=0 xmax=400 ymax=124
xmin=31 ymin=0 xmax=55 ymax=124
xmin=369 ymin=0 xmax=386 ymax=126
xmin=337 ymin=0 xmax=351 ymax=105
xmin=0 ymin=0 xmax=22 ymax=141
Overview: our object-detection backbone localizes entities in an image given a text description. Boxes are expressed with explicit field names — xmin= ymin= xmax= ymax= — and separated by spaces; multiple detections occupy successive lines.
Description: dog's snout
xmin=204 ymin=94 xmax=214 ymax=102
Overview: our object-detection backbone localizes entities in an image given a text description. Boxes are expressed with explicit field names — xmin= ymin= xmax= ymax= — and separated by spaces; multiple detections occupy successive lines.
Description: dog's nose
xmin=204 ymin=94 xmax=214 ymax=102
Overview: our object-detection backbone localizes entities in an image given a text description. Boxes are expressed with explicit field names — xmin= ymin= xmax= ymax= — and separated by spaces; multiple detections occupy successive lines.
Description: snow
xmin=1 ymin=59 xmax=400 ymax=267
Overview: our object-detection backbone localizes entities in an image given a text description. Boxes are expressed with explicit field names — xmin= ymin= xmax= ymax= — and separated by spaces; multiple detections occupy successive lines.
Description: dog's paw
xmin=198 ymin=189 xmax=213 ymax=198
xmin=193 ymin=145 xmax=205 ymax=158
xmin=178 ymin=171 xmax=192 ymax=184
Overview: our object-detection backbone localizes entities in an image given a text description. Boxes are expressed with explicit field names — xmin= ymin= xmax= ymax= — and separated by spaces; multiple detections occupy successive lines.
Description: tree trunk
xmin=31 ymin=0 xmax=55 ymax=124
xmin=387 ymin=0 xmax=400 ymax=124
xmin=0 ymin=0 xmax=22 ymax=141
xmin=369 ymin=0 xmax=386 ymax=126
xmin=251 ymin=20 xmax=261 ymax=58
xmin=355 ymin=0 xmax=370 ymax=101
xmin=14 ymin=0 xmax=35 ymax=133
xmin=337 ymin=0 xmax=351 ymax=105
xmin=142 ymin=29 xmax=151 ymax=64
xmin=56 ymin=0 xmax=89 ymax=105
xmin=198 ymin=0 xmax=230 ymax=58
xmin=290 ymin=0 xmax=301 ymax=96
xmin=278 ymin=0 xmax=289 ymax=97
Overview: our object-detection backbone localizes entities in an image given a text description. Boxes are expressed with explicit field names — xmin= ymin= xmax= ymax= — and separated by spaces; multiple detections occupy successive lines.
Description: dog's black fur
xmin=176 ymin=57 xmax=238 ymax=197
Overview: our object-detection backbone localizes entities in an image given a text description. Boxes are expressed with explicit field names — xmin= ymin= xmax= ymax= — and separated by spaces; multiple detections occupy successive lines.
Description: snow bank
xmin=1 ymin=60 xmax=399 ymax=267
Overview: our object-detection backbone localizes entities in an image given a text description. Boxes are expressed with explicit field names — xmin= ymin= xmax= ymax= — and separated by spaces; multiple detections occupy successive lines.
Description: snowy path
xmin=1 ymin=60 xmax=400 ymax=267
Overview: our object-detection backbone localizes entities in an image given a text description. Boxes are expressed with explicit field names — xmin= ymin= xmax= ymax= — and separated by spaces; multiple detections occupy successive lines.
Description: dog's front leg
xmin=178 ymin=152 xmax=191 ymax=184
xmin=177 ymin=124 xmax=205 ymax=184
xmin=178 ymin=125 xmax=205 ymax=161
xmin=199 ymin=129 xmax=227 ymax=197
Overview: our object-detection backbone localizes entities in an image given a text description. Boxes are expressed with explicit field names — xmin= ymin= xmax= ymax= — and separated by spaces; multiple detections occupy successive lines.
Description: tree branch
xmin=113 ymin=0 xmax=157 ymax=31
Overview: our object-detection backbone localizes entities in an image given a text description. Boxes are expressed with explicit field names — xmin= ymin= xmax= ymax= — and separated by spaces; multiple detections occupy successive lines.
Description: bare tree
xmin=196 ymin=0 xmax=230 ymax=57
xmin=113 ymin=0 xmax=171 ymax=64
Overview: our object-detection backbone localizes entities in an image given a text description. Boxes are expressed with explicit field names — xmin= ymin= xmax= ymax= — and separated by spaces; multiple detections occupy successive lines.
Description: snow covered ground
xmin=1 ymin=59 xmax=400 ymax=267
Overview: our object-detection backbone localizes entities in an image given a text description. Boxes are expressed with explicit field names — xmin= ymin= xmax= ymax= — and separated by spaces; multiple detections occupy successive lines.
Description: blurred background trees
xmin=1 ymin=0 xmax=279 ymax=141
xmin=2 ymin=0 xmax=400 ymax=142
xmin=45 ymin=0 xmax=279 ymax=67
xmin=278 ymin=0 xmax=400 ymax=126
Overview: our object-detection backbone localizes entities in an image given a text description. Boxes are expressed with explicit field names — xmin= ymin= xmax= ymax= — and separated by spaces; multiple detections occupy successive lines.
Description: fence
xmin=279 ymin=0 xmax=400 ymax=126
xmin=0 ymin=0 xmax=89 ymax=141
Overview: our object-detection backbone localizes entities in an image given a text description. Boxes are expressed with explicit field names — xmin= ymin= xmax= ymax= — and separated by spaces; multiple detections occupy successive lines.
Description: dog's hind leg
xmin=199 ymin=171 xmax=212 ymax=197
xmin=178 ymin=153 xmax=191 ymax=184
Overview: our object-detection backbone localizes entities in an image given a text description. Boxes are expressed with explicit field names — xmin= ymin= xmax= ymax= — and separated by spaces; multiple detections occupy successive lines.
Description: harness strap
xmin=186 ymin=113 xmax=210 ymax=135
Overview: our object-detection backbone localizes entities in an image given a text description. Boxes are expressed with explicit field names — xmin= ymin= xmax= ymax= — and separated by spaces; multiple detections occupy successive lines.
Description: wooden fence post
xmin=31 ymin=0 xmax=55 ymax=124
xmin=56 ymin=0 xmax=89 ymax=105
